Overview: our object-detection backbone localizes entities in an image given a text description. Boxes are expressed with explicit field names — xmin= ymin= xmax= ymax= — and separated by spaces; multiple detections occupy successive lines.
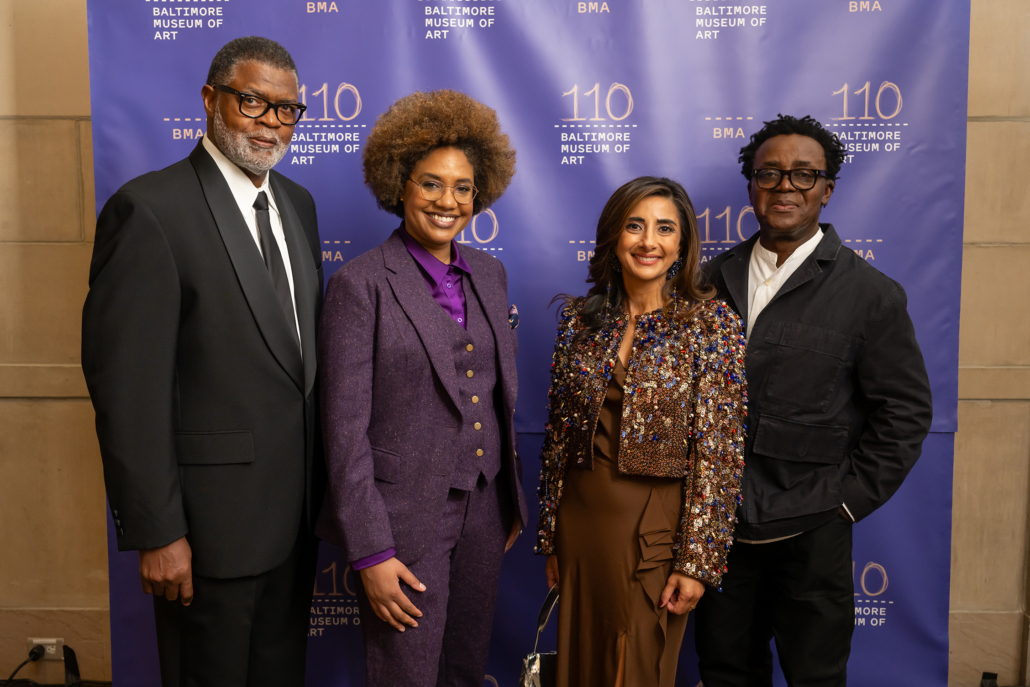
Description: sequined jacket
xmin=535 ymin=297 xmax=747 ymax=585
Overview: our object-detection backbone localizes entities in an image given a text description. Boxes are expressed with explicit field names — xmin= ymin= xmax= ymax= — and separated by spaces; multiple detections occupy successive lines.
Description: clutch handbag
xmin=519 ymin=585 xmax=560 ymax=687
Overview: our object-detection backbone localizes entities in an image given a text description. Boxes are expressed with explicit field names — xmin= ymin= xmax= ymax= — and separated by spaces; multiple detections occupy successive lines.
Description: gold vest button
xmin=471 ymin=395 xmax=479 ymax=404
xmin=474 ymin=422 xmax=482 ymax=430
xmin=476 ymin=449 xmax=484 ymax=457
xmin=466 ymin=344 xmax=474 ymax=352
xmin=466 ymin=370 xmax=474 ymax=378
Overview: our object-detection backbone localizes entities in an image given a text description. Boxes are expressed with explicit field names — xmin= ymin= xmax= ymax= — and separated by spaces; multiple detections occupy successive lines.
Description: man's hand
xmin=359 ymin=557 xmax=426 ymax=632
xmin=659 ymin=572 xmax=704 ymax=615
xmin=505 ymin=517 xmax=522 ymax=553
xmin=139 ymin=536 xmax=193 ymax=606
xmin=545 ymin=554 xmax=559 ymax=589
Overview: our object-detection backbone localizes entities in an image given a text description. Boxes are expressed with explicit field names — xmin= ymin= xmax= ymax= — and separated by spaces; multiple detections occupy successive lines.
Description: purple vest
xmin=449 ymin=288 xmax=503 ymax=490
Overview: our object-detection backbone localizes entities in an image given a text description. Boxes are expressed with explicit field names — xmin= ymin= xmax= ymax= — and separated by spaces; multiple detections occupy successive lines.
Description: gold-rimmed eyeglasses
xmin=407 ymin=178 xmax=478 ymax=205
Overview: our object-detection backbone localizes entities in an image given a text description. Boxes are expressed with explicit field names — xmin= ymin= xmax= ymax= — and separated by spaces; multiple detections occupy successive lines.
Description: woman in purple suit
xmin=315 ymin=90 xmax=525 ymax=687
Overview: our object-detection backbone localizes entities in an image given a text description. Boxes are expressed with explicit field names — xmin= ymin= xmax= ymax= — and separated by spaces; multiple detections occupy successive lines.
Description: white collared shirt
xmin=741 ymin=227 xmax=857 ymax=532
xmin=202 ymin=135 xmax=302 ymax=349
xmin=746 ymin=228 xmax=823 ymax=340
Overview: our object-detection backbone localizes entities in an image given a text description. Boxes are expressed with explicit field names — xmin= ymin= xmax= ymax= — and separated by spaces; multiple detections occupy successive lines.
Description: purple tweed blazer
xmin=315 ymin=228 xmax=527 ymax=564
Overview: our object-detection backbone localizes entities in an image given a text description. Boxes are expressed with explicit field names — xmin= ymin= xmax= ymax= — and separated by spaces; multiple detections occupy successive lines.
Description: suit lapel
xmin=271 ymin=173 xmax=318 ymax=397
xmin=189 ymin=143 xmax=304 ymax=392
xmin=382 ymin=230 xmax=464 ymax=413
xmin=462 ymin=247 xmax=517 ymax=412
xmin=719 ymin=236 xmax=755 ymax=324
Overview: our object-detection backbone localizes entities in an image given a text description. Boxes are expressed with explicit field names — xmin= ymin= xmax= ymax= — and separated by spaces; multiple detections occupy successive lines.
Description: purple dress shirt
xmin=350 ymin=226 xmax=473 ymax=571
xmin=399 ymin=226 xmax=471 ymax=329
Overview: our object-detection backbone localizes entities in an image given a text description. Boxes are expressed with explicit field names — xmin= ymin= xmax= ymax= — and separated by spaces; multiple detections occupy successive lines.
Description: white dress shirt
xmin=738 ymin=228 xmax=855 ymax=543
xmin=746 ymin=228 xmax=823 ymax=340
xmin=202 ymin=135 xmax=302 ymax=350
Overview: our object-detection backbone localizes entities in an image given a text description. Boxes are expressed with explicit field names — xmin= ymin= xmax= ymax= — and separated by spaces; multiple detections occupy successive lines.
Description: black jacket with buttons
xmin=702 ymin=225 xmax=933 ymax=540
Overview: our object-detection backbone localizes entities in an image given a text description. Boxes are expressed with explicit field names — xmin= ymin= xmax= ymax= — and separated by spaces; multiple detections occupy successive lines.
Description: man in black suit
xmin=82 ymin=37 xmax=323 ymax=687
xmin=696 ymin=115 xmax=933 ymax=686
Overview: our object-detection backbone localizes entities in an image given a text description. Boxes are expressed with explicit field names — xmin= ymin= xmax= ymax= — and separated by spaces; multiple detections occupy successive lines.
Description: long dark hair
xmin=555 ymin=176 xmax=713 ymax=341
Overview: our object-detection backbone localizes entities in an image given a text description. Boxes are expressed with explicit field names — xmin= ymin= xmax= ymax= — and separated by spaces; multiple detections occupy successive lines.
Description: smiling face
xmin=748 ymin=133 xmax=834 ymax=243
xmin=202 ymin=59 xmax=299 ymax=185
xmin=401 ymin=146 xmax=475 ymax=262
xmin=614 ymin=195 xmax=682 ymax=291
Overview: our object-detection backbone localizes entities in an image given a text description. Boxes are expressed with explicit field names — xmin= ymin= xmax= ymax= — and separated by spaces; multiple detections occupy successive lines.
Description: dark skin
xmin=136 ymin=60 xmax=301 ymax=608
xmin=748 ymin=134 xmax=852 ymax=523
xmin=748 ymin=134 xmax=835 ymax=267
xmin=200 ymin=59 xmax=300 ymax=188
xmin=363 ymin=145 xmax=523 ymax=632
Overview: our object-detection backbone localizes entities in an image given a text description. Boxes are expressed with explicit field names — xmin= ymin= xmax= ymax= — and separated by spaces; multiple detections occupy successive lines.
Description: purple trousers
xmin=356 ymin=476 xmax=511 ymax=687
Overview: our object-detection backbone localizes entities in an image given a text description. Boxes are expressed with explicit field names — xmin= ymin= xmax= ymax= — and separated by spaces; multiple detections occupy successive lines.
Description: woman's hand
xmin=505 ymin=517 xmax=523 ymax=553
xmin=659 ymin=571 xmax=704 ymax=615
xmin=358 ymin=557 xmax=426 ymax=632
xmin=546 ymin=555 xmax=560 ymax=589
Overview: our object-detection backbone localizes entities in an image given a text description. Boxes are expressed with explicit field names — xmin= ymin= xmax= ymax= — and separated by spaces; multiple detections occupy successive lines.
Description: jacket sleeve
xmin=316 ymin=266 xmax=396 ymax=562
xmin=676 ymin=304 xmax=748 ymax=585
xmin=840 ymin=284 xmax=933 ymax=521
xmin=81 ymin=190 xmax=186 ymax=551
xmin=534 ymin=304 xmax=578 ymax=556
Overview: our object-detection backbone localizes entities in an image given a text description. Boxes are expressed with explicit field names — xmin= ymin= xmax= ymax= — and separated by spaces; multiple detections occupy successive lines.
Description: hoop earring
xmin=666 ymin=258 xmax=683 ymax=280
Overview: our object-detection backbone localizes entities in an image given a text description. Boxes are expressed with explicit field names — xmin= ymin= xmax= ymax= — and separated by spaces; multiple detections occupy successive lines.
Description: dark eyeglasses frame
xmin=751 ymin=168 xmax=829 ymax=191
xmin=213 ymin=84 xmax=307 ymax=125
xmin=407 ymin=178 xmax=479 ymax=205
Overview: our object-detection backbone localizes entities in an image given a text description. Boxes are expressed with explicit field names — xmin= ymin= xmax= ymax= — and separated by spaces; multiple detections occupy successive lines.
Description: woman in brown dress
xmin=536 ymin=177 xmax=748 ymax=687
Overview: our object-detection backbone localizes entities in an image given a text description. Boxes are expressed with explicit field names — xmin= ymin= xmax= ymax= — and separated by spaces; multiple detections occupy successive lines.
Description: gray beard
xmin=211 ymin=108 xmax=288 ymax=175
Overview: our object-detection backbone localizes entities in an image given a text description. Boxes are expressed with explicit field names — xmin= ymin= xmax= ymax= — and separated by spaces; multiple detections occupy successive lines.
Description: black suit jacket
xmin=82 ymin=141 xmax=325 ymax=578
xmin=702 ymin=225 xmax=933 ymax=540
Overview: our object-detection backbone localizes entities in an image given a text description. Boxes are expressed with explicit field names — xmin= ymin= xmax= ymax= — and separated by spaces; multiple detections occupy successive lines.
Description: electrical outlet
xmin=26 ymin=638 xmax=64 ymax=661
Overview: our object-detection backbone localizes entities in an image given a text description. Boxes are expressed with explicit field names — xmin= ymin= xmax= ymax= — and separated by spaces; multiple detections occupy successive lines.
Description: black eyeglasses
xmin=213 ymin=85 xmax=306 ymax=125
xmin=407 ymin=178 xmax=478 ymax=205
xmin=751 ymin=168 xmax=829 ymax=191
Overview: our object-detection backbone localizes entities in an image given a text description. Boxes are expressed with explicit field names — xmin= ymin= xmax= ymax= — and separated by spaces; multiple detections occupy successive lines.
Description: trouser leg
xmin=153 ymin=569 xmax=259 ymax=687
xmin=246 ymin=530 xmax=319 ymax=687
xmin=771 ymin=516 xmax=854 ymax=687
xmin=152 ymin=527 xmax=317 ymax=687
xmin=437 ymin=476 xmax=510 ymax=687
xmin=357 ymin=490 xmax=467 ymax=687
xmin=695 ymin=540 xmax=774 ymax=687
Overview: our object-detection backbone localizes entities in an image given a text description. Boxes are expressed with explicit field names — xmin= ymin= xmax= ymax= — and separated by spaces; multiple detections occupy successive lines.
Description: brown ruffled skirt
xmin=554 ymin=449 xmax=687 ymax=687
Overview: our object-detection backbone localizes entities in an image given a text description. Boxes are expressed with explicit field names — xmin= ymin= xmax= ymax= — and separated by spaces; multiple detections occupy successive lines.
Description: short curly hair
xmin=738 ymin=114 xmax=848 ymax=182
xmin=362 ymin=90 xmax=517 ymax=217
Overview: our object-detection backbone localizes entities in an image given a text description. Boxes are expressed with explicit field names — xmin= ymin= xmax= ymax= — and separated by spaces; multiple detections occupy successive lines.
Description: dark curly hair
xmin=362 ymin=90 xmax=517 ymax=217
xmin=738 ymin=114 xmax=848 ymax=182
xmin=556 ymin=176 xmax=714 ymax=341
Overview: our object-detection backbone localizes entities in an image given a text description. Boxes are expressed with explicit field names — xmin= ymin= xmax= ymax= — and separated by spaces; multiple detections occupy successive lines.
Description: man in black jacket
xmin=82 ymin=37 xmax=323 ymax=686
xmin=696 ymin=115 xmax=933 ymax=686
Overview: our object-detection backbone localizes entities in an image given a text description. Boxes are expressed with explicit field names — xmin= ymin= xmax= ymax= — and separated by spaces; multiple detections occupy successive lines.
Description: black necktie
xmin=253 ymin=191 xmax=301 ymax=351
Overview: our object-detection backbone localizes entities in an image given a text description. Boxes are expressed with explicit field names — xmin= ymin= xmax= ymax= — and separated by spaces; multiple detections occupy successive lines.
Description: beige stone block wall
xmin=951 ymin=1 xmax=1030 ymax=685
xmin=0 ymin=0 xmax=109 ymax=681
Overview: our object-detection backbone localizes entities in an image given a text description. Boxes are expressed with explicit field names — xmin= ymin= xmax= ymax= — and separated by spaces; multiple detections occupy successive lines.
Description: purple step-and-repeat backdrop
xmin=87 ymin=1 xmax=968 ymax=684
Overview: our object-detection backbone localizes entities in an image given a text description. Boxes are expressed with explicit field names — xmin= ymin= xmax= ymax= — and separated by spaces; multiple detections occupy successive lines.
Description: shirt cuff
xmin=351 ymin=548 xmax=396 ymax=571
xmin=841 ymin=503 xmax=856 ymax=522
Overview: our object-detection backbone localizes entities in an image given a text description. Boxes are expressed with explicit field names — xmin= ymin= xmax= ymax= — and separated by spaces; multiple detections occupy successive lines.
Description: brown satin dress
xmin=554 ymin=359 xmax=688 ymax=687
